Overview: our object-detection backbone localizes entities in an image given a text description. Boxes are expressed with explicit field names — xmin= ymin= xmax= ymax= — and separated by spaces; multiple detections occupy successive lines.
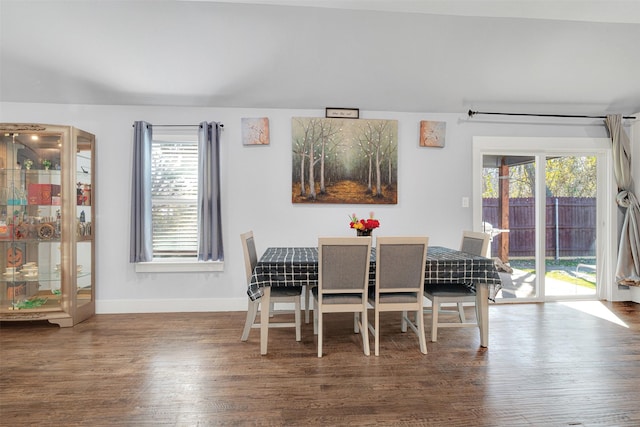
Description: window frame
xmin=134 ymin=129 xmax=223 ymax=273
xmin=150 ymin=134 xmax=199 ymax=259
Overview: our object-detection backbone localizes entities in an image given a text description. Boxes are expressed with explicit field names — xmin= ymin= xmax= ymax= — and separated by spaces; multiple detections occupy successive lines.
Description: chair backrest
xmin=375 ymin=236 xmax=429 ymax=295
xmin=318 ymin=236 xmax=372 ymax=294
xmin=240 ymin=231 xmax=258 ymax=285
xmin=460 ymin=230 xmax=491 ymax=257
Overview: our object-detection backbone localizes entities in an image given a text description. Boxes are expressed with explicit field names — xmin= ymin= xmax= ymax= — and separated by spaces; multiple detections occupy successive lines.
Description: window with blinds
xmin=151 ymin=138 xmax=199 ymax=258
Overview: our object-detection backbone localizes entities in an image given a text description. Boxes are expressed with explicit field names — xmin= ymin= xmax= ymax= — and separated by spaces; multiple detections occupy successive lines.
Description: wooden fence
xmin=483 ymin=197 xmax=596 ymax=258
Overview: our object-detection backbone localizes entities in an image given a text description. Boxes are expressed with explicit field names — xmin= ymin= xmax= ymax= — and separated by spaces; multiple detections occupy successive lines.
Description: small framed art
xmin=419 ymin=120 xmax=446 ymax=148
xmin=325 ymin=108 xmax=359 ymax=119
xmin=242 ymin=117 xmax=270 ymax=145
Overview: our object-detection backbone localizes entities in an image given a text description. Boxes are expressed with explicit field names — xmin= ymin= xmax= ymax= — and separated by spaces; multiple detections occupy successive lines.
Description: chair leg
xmin=241 ymin=299 xmax=259 ymax=341
xmin=457 ymin=302 xmax=467 ymax=323
xmin=354 ymin=312 xmax=360 ymax=333
xmin=305 ymin=285 xmax=312 ymax=324
xmin=294 ymin=295 xmax=302 ymax=342
xmin=270 ymin=301 xmax=275 ymax=318
xmin=401 ymin=310 xmax=408 ymax=332
xmin=313 ymin=303 xmax=318 ymax=335
xmin=416 ymin=309 xmax=427 ymax=354
xmin=374 ymin=308 xmax=380 ymax=356
xmin=260 ymin=289 xmax=271 ymax=355
xmin=401 ymin=310 xmax=428 ymax=355
xmin=317 ymin=310 xmax=323 ymax=358
xmin=360 ymin=307 xmax=370 ymax=356
xmin=431 ymin=297 xmax=439 ymax=342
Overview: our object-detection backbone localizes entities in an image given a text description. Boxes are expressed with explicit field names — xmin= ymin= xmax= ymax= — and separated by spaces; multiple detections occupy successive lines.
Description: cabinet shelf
xmin=1 ymin=270 xmax=91 ymax=283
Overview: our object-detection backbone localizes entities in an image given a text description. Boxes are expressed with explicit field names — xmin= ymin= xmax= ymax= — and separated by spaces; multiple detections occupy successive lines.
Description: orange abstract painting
xmin=242 ymin=117 xmax=270 ymax=145
xmin=419 ymin=120 xmax=446 ymax=148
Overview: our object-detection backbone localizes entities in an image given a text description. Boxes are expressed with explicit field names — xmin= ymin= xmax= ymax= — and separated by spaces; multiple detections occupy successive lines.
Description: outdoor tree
xmin=546 ymin=156 xmax=596 ymax=197
xmin=482 ymin=156 xmax=597 ymax=198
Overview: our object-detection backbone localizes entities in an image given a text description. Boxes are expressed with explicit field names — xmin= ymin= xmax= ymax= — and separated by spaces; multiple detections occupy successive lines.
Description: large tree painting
xmin=292 ymin=117 xmax=398 ymax=204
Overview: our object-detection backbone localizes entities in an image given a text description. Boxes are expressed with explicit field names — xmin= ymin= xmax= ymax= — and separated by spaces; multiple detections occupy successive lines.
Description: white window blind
xmin=151 ymin=138 xmax=198 ymax=258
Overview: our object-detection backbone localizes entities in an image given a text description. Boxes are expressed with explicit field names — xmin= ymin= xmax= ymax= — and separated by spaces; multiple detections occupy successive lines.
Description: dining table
xmin=248 ymin=245 xmax=502 ymax=355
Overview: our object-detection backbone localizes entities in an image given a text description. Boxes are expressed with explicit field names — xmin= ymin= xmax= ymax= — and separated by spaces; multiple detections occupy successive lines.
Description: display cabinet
xmin=0 ymin=123 xmax=95 ymax=327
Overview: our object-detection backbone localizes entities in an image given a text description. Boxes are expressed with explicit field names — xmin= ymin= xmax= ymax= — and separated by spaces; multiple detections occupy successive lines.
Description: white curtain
xmin=606 ymin=114 xmax=640 ymax=285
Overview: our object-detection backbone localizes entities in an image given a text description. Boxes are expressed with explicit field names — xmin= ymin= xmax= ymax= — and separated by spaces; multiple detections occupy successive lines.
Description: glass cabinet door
xmin=74 ymin=129 xmax=95 ymax=314
xmin=0 ymin=127 xmax=63 ymax=312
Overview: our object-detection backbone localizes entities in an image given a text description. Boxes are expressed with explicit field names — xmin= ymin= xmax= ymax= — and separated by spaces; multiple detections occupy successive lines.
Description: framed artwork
xmin=325 ymin=108 xmax=359 ymax=119
xmin=292 ymin=117 xmax=398 ymax=204
xmin=242 ymin=117 xmax=270 ymax=145
xmin=419 ymin=120 xmax=446 ymax=148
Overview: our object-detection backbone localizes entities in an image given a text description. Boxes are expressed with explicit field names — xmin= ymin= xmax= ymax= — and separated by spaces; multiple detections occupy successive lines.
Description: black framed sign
xmin=325 ymin=108 xmax=359 ymax=119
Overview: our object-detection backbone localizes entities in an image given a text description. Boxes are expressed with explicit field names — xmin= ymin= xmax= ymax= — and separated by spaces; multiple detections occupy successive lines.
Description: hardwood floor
xmin=1 ymin=301 xmax=639 ymax=426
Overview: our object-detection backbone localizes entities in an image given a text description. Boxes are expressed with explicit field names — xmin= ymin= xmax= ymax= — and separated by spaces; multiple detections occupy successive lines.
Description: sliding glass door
xmin=481 ymin=154 xmax=539 ymax=300
xmin=543 ymin=156 xmax=598 ymax=298
xmin=473 ymin=137 xmax=613 ymax=302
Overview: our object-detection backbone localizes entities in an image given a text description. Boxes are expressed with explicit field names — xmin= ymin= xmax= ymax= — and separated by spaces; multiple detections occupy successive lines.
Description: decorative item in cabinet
xmin=77 ymin=183 xmax=91 ymax=206
xmin=6 ymin=246 xmax=24 ymax=267
xmin=78 ymin=220 xmax=92 ymax=238
xmin=14 ymin=223 xmax=30 ymax=240
xmin=0 ymin=222 xmax=11 ymax=240
xmin=28 ymin=184 xmax=61 ymax=205
xmin=36 ymin=223 xmax=56 ymax=240
xmin=0 ymin=123 xmax=95 ymax=327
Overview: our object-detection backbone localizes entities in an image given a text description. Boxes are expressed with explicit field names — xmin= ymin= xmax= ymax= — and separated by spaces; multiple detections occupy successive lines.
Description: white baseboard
xmin=96 ymin=298 xmax=248 ymax=314
xmin=96 ymin=298 xmax=432 ymax=314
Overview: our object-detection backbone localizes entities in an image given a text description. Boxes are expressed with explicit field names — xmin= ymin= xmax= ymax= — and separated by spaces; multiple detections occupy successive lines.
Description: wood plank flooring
xmin=1 ymin=301 xmax=639 ymax=426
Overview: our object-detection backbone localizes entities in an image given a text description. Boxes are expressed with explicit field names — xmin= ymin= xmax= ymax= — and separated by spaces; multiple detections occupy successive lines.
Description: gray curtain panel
xmin=606 ymin=114 xmax=640 ymax=285
xmin=129 ymin=121 xmax=153 ymax=263
xmin=197 ymin=121 xmax=224 ymax=261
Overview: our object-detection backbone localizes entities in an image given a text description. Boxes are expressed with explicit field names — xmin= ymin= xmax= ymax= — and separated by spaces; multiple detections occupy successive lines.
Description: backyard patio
xmin=496 ymin=259 xmax=597 ymax=299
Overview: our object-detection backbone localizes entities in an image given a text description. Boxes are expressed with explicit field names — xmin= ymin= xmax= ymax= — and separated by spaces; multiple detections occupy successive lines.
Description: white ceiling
xmin=1 ymin=0 xmax=639 ymax=115
xmin=210 ymin=0 xmax=640 ymax=24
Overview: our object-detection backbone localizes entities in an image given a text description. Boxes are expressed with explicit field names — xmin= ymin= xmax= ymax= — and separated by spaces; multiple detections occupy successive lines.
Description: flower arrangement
xmin=41 ymin=159 xmax=52 ymax=170
xmin=349 ymin=212 xmax=380 ymax=232
xmin=23 ymin=159 xmax=33 ymax=169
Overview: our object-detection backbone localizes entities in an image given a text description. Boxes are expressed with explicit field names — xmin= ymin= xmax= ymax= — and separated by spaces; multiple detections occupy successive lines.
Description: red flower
xmin=362 ymin=219 xmax=380 ymax=230
xmin=349 ymin=213 xmax=380 ymax=230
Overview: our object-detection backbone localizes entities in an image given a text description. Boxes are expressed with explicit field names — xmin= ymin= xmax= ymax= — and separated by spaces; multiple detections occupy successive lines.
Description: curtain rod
xmin=152 ymin=123 xmax=224 ymax=128
xmin=132 ymin=123 xmax=224 ymax=128
xmin=468 ymin=110 xmax=636 ymax=120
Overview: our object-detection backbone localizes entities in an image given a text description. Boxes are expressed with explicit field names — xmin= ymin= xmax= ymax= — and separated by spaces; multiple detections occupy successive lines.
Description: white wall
xmin=0 ymin=102 xmax=614 ymax=312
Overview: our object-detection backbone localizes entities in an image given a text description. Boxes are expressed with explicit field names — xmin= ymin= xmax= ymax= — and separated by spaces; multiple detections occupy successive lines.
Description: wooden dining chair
xmin=239 ymin=231 xmax=302 ymax=344
xmin=313 ymin=236 xmax=372 ymax=357
xmin=423 ymin=230 xmax=491 ymax=342
xmin=367 ymin=236 xmax=429 ymax=356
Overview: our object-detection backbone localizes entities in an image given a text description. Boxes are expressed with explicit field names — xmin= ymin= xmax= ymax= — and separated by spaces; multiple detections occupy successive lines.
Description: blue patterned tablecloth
xmin=247 ymin=246 xmax=502 ymax=301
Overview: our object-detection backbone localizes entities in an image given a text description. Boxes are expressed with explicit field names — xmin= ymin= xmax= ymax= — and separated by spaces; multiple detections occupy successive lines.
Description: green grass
xmin=546 ymin=270 xmax=596 ymax=289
